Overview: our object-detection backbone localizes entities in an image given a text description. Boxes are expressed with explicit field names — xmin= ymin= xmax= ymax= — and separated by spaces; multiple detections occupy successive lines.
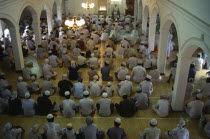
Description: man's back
xmin=119 ymin=99 xmax=135 ymax=117
xmin=107 ymin=127 xmax=126 ymax=139
xmin=81 ymin=124 xmax=98 ymax=139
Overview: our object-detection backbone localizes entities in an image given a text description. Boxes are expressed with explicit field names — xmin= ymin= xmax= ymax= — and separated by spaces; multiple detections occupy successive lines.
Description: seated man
xmin=22 ymin=92 xmax=36 ymax=117
xmin=41 ymin=76 xmax=56 ymax=95
xmin=165 ymin=119 xmax=189 ymax=139
xmin=197 ymin=77 xmax=210 ymax=98
xmin=80 ymin=116 xmax=98 ymax=139
xmin=57 ymin=74 xmax=73 ymax=97
xmin=139 ymin=119 xmax=161 ymax=139
xmin=96 ymin=93 xmax=114 ymax=117
xmin=115 ymin=62 xmax=128 ymax=81
xmin=115 ymin=94 xmax=136 ymax=117
xmin=87 ymin=54 xmax=100 ymax=69
xmin=42 ymin=59 xmax=57 ymax=80
xmin=152 ymin=96 xmax=170 ymax=118
xmin=116 ymin=75 xmax=133 ymax=97
xmin=133 ymin=86 xmax=149 ymax=110
xmin=22 ymin=64 xmax=36 ymax=81
xmin=73 ymin=78 xmax=86 ymax=99
xmin=16 ymin=76 xmax=29 ymax=98
xmin=184 ymin=94 xmax=204 ymax=119
xmin=79 ymin=91 xmax=95 ymax=116
xmin=107 ymin=118 xmax=127 ymax=139
xmin=139 ymin=75 xmax=153 ymax=96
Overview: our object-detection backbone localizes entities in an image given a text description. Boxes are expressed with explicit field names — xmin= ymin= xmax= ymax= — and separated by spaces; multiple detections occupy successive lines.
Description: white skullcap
xmin=102 ymin=93 xmax=108 ymax=98
xmin=106 ymin=53 xmax=112 ymax=57
xmin=45 ymin=59 xmax=49 ymax=64
xmin=137 ymin=61 xmax=143 ymax=65
xmin=91 ymin=53 xmax=95 ymax=57
xmin=125 ymin=75 xmax=130 ymax=80
xmin=196 ymin=94 xmax=202 ymax=99
xmin=46 ymin=75 xmax=51 ymax=81
xmin=105 ymin=61 xmax=110 ymax=65
xmin=63 ymin=50 xmax=67 ymax=54
xmin=4 ymin=123 xmax=12 ymax=130
xmin=66 ymin=123 xmax=73 ymax=128
xmin=93 ymin=75 xmax=99 ymax=80
xmin=150 ymin=119 xmax=157 ymax=126
xmin=18 ymin=76 xmax=23 ymax=82
xmin=146 ymin=75 xmax=152 ymax=80
xmin=44 ymin=90 xmax=51 ymax=96
xmin=107 ymin=82 xmax=112 ymax=86
xmin=136 ymin=86 xmax=142 ymax=92
xmin=62 ymin=74 xmax=68 ymax=80
xmin=177 ymin=119 xmax=186 ymax=128
xmin=115 ymin=118 xmax=121 ymax=124
xmin=188 ymin=78 xmax=194 ymax=82
xmin=83 ymin=91 xmax=89 ymax=95
xmin=121 ymin=62 xmax=126 ymax=67
xmin=48 ymin=50 xmax=52 ymax=53
xmin=31 ymin=76 xmax=35 ymax=81
xmin=46 ymin=114 xmax=54 ymax=119
xmin=24 ymin=92 xmax=30 ymax=98
xmin=65 ymin=91 xmax=70 ymax=96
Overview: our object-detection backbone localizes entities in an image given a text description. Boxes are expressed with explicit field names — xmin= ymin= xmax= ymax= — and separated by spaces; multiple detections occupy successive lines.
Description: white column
xmin=134 ymin=0 xmax=138 ymax=21
xmin=157 ymin=28 xmax=168 ymax=74
xmin=47 ymin=12 xmax=53 ymax=35
xmin=171 ymin=56 xmax=191 ymax=111
xmin=32 ymin=15 xmax=41 ymax=46
xmin=148 ymin=16 xmax=157 ymax=51
xmin=0 ymin=20 xmax=3 ymax=38
xmin=142 ymin=15 xmax=148 ymax=35
xmin=64 ymin=0 xmax=70 ymax=15
xmin=57 ymin=5 xmax=62 ymax=24
xmin=138 ymin=0 xmax=142 ymax=22
xmin=9 ymin=26 xmax=24 ymax=71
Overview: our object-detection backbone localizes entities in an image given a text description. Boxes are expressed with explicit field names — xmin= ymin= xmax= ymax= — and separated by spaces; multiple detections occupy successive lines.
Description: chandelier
xmin=65 ymin=16 xmax=85 ymax=28
xmin=81 ymin=2 xmax=95 ymax=9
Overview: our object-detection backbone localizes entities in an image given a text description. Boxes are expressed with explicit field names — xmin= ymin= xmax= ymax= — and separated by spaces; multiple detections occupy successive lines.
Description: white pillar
xmin=142 ymin=15 xmax=148 ymax=35
xmin=47 ymin=12 xmax=53 ymax=35
xmin=9 ymin=26 xmax=24 ymax=71
xmin=138 ymin=0 xmax=142 ymax=22
xmin=32 ymin=15 xmax=41 ymax=46
xmin=0 ymin=20 xmax=3 ymax=38
xmin=64 ymin=0 xmax=70 ymax=15
xmin=171 ymin=56 xmax=191 ymax=111
xmin=148 ymin=16 xmax=157 ymax=51
xmin=157 ymin=28 xmax=168 ymax=74
xmin=57 ymin=5 xmax=62 ymax=24
xmin=134 ymin=0 xmax=138 ymax=21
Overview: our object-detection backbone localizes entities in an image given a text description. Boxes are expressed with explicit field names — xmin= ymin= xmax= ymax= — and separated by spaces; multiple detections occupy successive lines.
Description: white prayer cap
xmin=137 ymin=61 xmax=143 ymax=65
xmin=46 ymin=75 xmax=51 ymax=81
xmin=150 ymin=118 xmax=157 ymax=126
xmin=24 ymin=92 xmax=30 ymax=98
xmin=83 ymin=91 xmax=89 ymax=95
xmin=107 ymin=82 xmax=112 ymax=86
xmin=48 ymin=50 xmax=52 ymax=54
xmin=44 ymin=59 xmax=49 ymax=64
xmin=196 ymin=94 xmax=202 ymax=99
xmin=121 ymin=62 xmax=126 ymax=67
xmin=188 ymin=78 xmax=194 ymax=82
xmin=66 ymin=123 xmax=73 ymax=128
xmin=105 ymin=61 xmax=110 ymax=65
xmin=115 ymin=118 xmax=121 ymax=124
xmin=31 ymin=124 xmax=40 ymax=132
xmin=177 ymin=119 xmax=186 ymax=127
xmin=65 ymin=91 xmax=70 ymax=96
xmin=46 ymin=114 xmax=54 ymax=119
xmin=44 ymin=90 xmax=51 ymax=96
xmin=62 ymin=74 xmax=68 ymax=80
xmin=102 ymin=93 xmax=108 ymax=98
xmin=136 ymin=86 xmax=142 ymax=92
xmin=18 ymin=76 xmax=23 ymax=82
xmin=91 ymin=53 xmax=95 ymax=57
xmin=146 ymin=75 xmax=152 ymax=80
xmin=12 ymin=91 xmax=18 ymax=99
xmin=125 ymin=75 xmax=130 ymax=80
xmin=63 ymin=50 xmax=67 ymax=54
xmin=31 ymin=76 xmax=36 ymax=81
xmin=106 ymin=53 xmax=112 ymax=57
xmin=4 ymin=123 xmax=12 ymax=130
xmin=93 ymin=75 xmax=99 ymax=80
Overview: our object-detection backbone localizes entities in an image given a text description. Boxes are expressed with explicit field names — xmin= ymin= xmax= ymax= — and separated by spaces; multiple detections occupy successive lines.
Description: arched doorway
xmin=157 ymin=18 xmax=179 ymax=74
xmin=0 ymin=17 xmax=24 ymax=71
xmin=171 ymin=41 xmax=210 ymax=111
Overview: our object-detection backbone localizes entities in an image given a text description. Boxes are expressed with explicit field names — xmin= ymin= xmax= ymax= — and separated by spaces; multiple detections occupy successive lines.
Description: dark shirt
xmin=51 ymin=48 xmax=59 ymax=56
xmin=8 ymin=98 xmax=22 ymax=115
xmin=101 ymin=66 xmax=110 ymax=81
xmin=188 ymin=68 xmax=196 ymax=79
xmin=86 ymin=50 xmax=91 ymax=58
xmin=68 ymin=66 xmax=80 ymax=80
xmin=58 ymin=80 xmax=73 ymax=97
xmin=107 ymin=127 xmax=126 ymax=139
xmin=37 ymin=96 xmax=53 ymax=115
xmin=116 ymin=99 xmax=136 ymax=117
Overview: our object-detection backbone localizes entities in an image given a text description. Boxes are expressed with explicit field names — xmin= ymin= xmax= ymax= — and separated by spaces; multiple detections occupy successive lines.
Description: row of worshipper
xmin=2 ymin=114 xmax=191 ymax=139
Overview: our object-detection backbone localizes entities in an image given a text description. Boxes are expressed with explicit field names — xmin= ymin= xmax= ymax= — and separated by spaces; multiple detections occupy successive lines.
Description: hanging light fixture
xmin=81 ymin=0 xmax=95 ymax=9
xmin=65 ymin=16 xmax=85 ymax=28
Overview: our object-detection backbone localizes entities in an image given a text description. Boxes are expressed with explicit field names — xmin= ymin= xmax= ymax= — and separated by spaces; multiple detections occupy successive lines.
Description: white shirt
xmin=134 ymin=93 xmax=149 ymax=110
xmin=22 ymin=99 xmax=36 ymax=116
xmin=78 ymin=56 xmax=86 ymax=65
xmin=141 ymin=127 xmax=161 ymax=139
xmin=88 ymin=81 xmax=103 ymax=97
xmin=200 ymin=83 xmax=210 ymax=98
xmin=44 ymin=122 xmax=61 ymax=139
xmin=140 ymin=81 xmax=153 ymax=96
xmin=194 ymin=57 xmax=204 ymax=71
xmin=48 ymin=55 xmax=59 ymax=68
xmin=97 ymin=98 xmax=113 ymax=117
xmin=127 ymin=57 xmax=138 ymax=69
xmin=131 ymin=66 xmax=146 ymax=83
xmin=61 ymin=99 xmax=76 ymax=117
xmin=117 ymin=67 xmax=128 ymax=81
xmin=186 ymin=100 xmax=204 ymax=118
xmin=88 ymin=57 xmax=100 ymax=68
xmin=22 ymin=67 xmax=32 ymax=81
xmin=17 ymin=82 xmax=28 ymax=97
xmin=79 ymin=97 xmax=95 ymax=116
xmin=153 ymin=99 xmax=169 ymax=117
xmin=118 ymin=80 xmax=133 ymax=97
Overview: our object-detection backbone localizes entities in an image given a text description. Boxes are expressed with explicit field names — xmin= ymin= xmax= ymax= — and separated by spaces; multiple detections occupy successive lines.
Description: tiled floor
xmin=0 ymin=42 xmax=209 ymax=139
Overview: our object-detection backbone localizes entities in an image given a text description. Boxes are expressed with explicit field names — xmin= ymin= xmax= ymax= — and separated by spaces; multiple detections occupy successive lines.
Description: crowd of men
xmin=0 ymin=12 xmax=210 ymax=139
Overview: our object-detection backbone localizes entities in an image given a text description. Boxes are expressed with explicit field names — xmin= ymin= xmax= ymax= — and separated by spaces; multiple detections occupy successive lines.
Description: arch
xmin=180 ymin=37 xmax=210 ymax=58
xmin=138 ymin=0 xmax=143 ymax=22
xmin=0 ymin=13 xmax=17 ymax=28
xmin=18 ymin=2 xmax=39 ymax=22
xmin=143 ymin=5 xmax=149 ymax=20
xmin=142 ymin=5 xmax=149 ymax=34
xmin=151 ymin=5 xmax=159 ymax=18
